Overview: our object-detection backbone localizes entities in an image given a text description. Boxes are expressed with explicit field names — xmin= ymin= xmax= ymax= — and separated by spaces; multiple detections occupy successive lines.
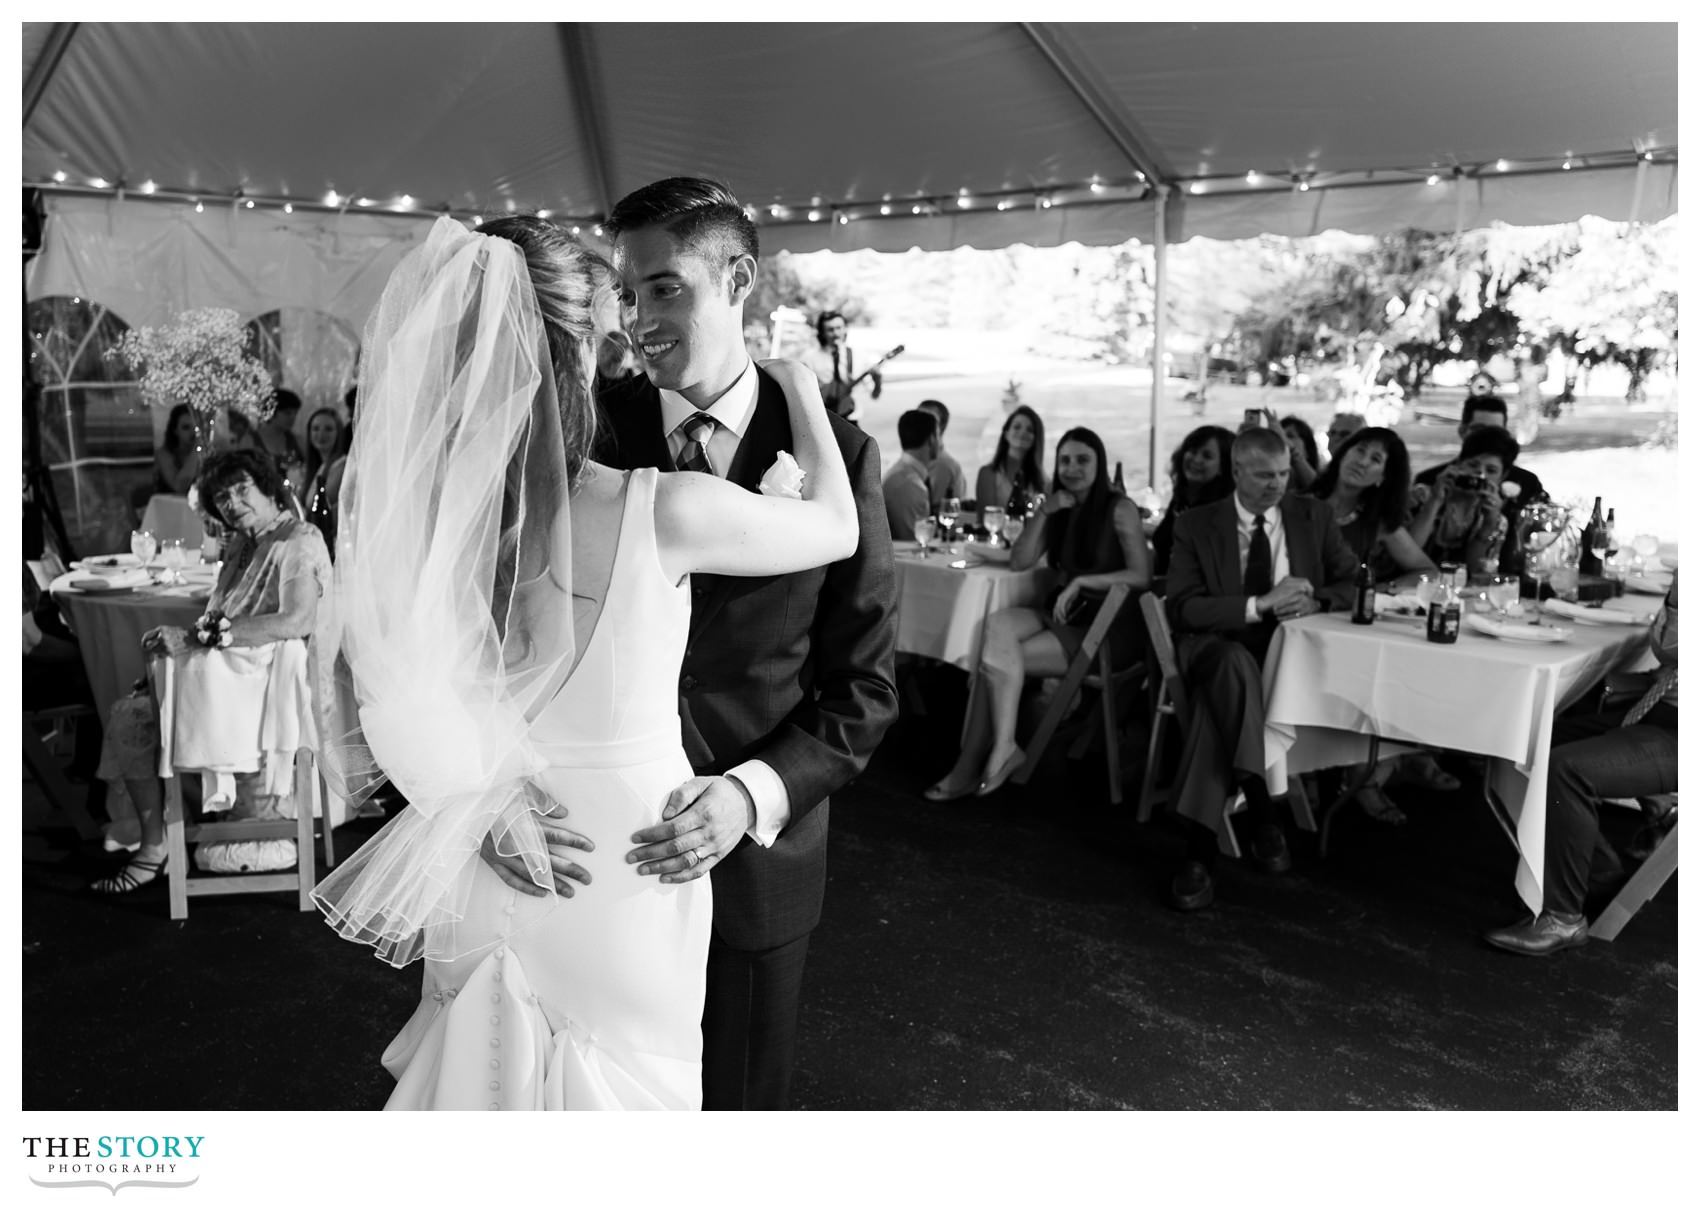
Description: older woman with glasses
xmin=91 ymin=448 xmax=333 ymax=894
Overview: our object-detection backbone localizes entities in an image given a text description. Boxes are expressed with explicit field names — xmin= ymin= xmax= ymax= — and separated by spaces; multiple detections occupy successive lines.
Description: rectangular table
xmin=1261 ymin=594 xmax=1663 ymax=913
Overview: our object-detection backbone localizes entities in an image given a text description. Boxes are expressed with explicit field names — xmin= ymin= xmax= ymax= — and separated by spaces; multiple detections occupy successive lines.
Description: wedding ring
xmin=693 ymin=846 xmax=710 ymax=864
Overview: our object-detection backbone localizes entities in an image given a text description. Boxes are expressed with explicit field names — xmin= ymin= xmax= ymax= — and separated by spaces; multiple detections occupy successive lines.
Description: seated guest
xmin=1485 ymin=572 xmax=1677 ymax=955
xmin=1151 ymin=425 xmax=1235 ymax=576
xmin=882 ymin=409 xmax=940 ymax=541
xmin=153 ymin=404 xmax=203 ymax=496
xmin=302 ymin=407 xmax=349 ymax=552
xmin=1308 ymin=427 xmax=1434 ymax=583
xmin=1308 ymin=426 xmax=1450 ymax=822
xmin=90 ymin=449 xmax=332 ymax=894
xmin=1279 ymin=415 xmax=1322 ymax=491
xmin=975 ymin=405 xmax=1046 ymax=517
xmin=925 ymin=427 xmax=1150 ymax=801
xmin=1406 ymin=426 xmax=1520 ymax=576
xmin=918 ymin=399 xmax=969 ymax=510
xmin=1164 ymin=427 xmax=1357 ymax=910
xmin=1324 ymin=411 xmax=1367 ymax=460
xmin=1414 ymin=395 xmax=1544 ymax=557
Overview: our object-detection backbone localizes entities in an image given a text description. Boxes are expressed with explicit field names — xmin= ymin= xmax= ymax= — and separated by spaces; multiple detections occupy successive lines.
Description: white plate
xmin=71 ymin=553 xmax=142 ymax=571
xmin=1465 ymin=614 xmax=1572 ymax=643
xmin=964 ymin=541 xmax=1011 ymax=565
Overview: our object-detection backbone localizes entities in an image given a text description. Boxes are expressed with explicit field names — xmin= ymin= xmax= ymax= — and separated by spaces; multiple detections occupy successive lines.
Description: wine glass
xmin=159 ymin=538 xmax=188 ymax=586
xmin=1629 ymin=533 xmax=1661 ymax=575
xmin=1414 ymin=573 xmax=1441 ymax=610
xmin=937 ymin=497 xmax=961 ymax=542
xmin=1001 ymin=515 xmax=1025 ymax=546
xmin=1516 ymin=502 xmax=1572 ymax=600
xmin=130 ymin=528 xmax=158 ymax=566
xmin=913 ymin=517 xmax=936 ymax=559
xmin=981 ymin=505 xmax=1006 ymax=545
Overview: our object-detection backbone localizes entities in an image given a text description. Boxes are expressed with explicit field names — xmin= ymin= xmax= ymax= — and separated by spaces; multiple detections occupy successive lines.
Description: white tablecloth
xmin=51 ymin=566 xmax=219 ymax=720
xmin=1261 ymin=594 xmax=1663 ymax=913
xmin=892 ymin=542 xmax=1054 ymax=669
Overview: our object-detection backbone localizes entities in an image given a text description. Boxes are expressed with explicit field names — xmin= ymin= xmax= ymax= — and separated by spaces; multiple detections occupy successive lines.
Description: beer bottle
xmin=1426 ymin=581 xmax=1461 ymax=644
xmin=1112 ymin=462 xmax=1126 ymax=493
xmin=1351 ymin=561 xmax=1376 ymax=625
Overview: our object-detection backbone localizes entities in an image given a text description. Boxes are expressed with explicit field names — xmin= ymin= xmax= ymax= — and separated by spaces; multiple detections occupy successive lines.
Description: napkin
xmin=1464 ymin=613 xmax=1569 ymax=642
xmin=1373 ymin=591 xmax=1424 ymax=616
xmin=66 ymin=568 xmax=152 ymax=592
xmin=1543 ymin=598 xmax=1645 ymax=625
xmin=1626 ymin=575 xmax=1672 ymax=596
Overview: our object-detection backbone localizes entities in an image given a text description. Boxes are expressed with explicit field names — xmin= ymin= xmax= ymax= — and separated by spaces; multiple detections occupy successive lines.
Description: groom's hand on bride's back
xmin=478 ymin=801 xmax=595 ymax=898
xmin=627 ymin=775 xmax=755 ymax=884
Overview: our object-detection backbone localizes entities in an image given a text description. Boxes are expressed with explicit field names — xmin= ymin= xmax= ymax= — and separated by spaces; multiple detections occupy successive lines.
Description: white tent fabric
xmin=24 ymin=21 xmax=1677 ymax=256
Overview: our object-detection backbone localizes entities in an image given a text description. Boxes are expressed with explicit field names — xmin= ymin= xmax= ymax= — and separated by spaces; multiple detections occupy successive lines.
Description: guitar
xmin=822 ymin=344 xmax=905 ymax=417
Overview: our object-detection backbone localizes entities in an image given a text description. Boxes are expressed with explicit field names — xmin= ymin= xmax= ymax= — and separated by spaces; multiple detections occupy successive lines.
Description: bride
xmin=311 ymin=214 xmax=856 ymax=1110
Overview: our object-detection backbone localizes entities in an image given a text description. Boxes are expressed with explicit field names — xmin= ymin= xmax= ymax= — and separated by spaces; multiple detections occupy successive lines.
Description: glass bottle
xmin=1351 ymin=561 xmax=1376 ymax=625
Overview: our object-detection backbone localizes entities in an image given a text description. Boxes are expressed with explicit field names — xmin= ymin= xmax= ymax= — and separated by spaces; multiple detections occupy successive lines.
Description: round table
xmin=50 ymin=565 xmax=219 ymax=723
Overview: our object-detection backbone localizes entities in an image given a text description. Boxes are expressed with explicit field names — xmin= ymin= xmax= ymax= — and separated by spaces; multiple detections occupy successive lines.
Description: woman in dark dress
xmin=1150 ymin=425 xmax=1234 ymax=577
xmin=925 ymin=427 xmax=1150 ymax=801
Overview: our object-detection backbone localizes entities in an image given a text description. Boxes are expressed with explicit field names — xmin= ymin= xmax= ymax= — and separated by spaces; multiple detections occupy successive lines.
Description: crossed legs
xmin=926 ymin=606 xmax=1070 ymax=799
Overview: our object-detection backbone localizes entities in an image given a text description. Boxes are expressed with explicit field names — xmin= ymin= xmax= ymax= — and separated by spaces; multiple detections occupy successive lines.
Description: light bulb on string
xmin=956 ymin=195 xmax=972 ymax=209
xmin=1562 ymin=157 xmax=1573 ymax=170
xmin=1089 ymin=180 xmax=1105 ymax=194
xmin=51 ymin=170 xmax=66 ymax=183
xmin=1245 ymin=170 xmax=1258 ymax=184
xmin=1496 ymin=159 xmax=1509 ymax=172
xmin=1298 ymin=179 xmax=1311 ymax=192
xmin=837 ymin=212 xmax=849 ymax=225
xmin=245 ymin=199 xmax=254 ymax=208
xmin=537 ymin=209 xmax=552 ymax=219
xmin=398 ymin=195 xmax=414 ymax=208
xmin=324 ymin=190 xmax=340 ymax=206
xmin=1189 ymin=182 xmax=1205 ymax=195
xmin=140 ymin=180 xmax=156 ymax=195
xmin=996 ymin=199 xmax=1012 ymax=211
xmin=90 ymin=177 xmax=109 ymax=189
xmin=807 ymin=209 xmax=821 ymax=222
xmin=879 ymin=204 xmax=891 ymax=216
xmin=570 ymin=225 xmax=580 ymax=235
xmin=283 ymin=203 xmax=293 ymax=214
xmin=193 ymin=201 xmax=203 ymax=213
xmin=911 ymin=204 xmax=924 ymax=215
xmin=471 ymin=215 xmax=483 ymax=226
xmin=592 ymin=225 xmax=603 ymax=237
xmin=1426 ymin=174 xmax=1440 ymax=186
xmin=1040 ymin=195 xmax=1053 ymax=209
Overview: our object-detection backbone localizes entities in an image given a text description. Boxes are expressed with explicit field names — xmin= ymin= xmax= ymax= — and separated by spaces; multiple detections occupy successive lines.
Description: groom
xmin=598 ymin=178 xmax=896 ymax=1109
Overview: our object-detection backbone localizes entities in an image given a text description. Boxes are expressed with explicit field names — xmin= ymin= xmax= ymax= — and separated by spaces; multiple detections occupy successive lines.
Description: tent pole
xmin=1149 ymin=185 xmax=1168 ymax=487
xmin=557 ymin=24 xmax=615 ymax=220
xmin=23 ymin=22 xmax=79 ymax=130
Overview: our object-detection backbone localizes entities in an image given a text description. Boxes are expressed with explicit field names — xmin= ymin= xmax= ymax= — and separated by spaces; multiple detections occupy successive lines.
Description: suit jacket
xmin=1166 ymin=493 xmax=1358 ymax=643
xmin=595 ymin=369 xmax=900 ymax=950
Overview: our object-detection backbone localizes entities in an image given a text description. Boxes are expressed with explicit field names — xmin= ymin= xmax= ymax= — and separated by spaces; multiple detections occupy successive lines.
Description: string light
xmin=807 ymin=209 xmax=821 ymax=221
xmin=323 ymin=190 xmax=339 ymax=206
xmin=1643 ymin=151 xmax=1655 ymax=161
xmin=193 ymin=200 xmax=203 ymax=213
xmin=996 ymin=199 xmax=1012 ymax=211
xmin=911 ymin=204 xmax=924 ymax=215
xmin=471 ymin=215 xmax=482 ymax=226
xmin=1189 ymin=182 xmax=1205 ymax=194
xmin=1496 ymin=159 xmax=1509 ymax=172
xmin=1426 ymin=173 xmax=1441 ymax=185
xmin=537 ymin=208 xmax=552 ymax=218
xmin=89 ymin=177 xmax=109 ymax=189
xmin=1562 ymin=156 xmax=1573 ymax=170
xmin=140 ymin=180 xmax=156 ymax=194
xmin=1040 ymin=195 xmax=1053 ymax=209
xmin=592 ymin=225 xmax=603 ymax=237
xmin=244 ymin=199 xmax=255 ymax=208
xmin=283 ymin=203 xmax=293 ymax=214
xmin=879 ymin=204 xmax=891 ymax=216
xmin=1298 ymin=179 xmax=1311 ymax=192
xmin=1245 ymin=170 xmax=1259 ymax=183
xmin=956 ymin=195 xmax=972 ymax=209
xmin=51 ymin=170 xmax=66 ymax=183
xmin=398 ymin=194 xmax=414 ymax=208
xmin=1089 ymin=180 xmax=1105 ymax=194
xmin=837 ymin=212 xmax=849 ymax=225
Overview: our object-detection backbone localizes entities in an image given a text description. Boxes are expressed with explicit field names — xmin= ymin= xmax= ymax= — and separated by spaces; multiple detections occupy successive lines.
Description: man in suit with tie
xmin=1164 ymin=426 xmax=1357 ymax=911
xmin=594 ymin=178 xmax=899 ymax=1108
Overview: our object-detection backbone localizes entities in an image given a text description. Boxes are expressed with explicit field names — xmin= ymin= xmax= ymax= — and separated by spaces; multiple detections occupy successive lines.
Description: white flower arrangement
xmin=108 ymin=307 xmax=276 ymax=425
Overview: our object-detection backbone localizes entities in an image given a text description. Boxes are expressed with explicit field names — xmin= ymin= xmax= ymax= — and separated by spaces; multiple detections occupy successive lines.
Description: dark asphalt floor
xmin=21 ymin=686 xmax=1677 ymax=1111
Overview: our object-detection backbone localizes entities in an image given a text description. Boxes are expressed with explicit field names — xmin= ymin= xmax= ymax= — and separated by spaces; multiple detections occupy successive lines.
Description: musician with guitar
xmin=809 ymin=310 xmax=902 ymax=425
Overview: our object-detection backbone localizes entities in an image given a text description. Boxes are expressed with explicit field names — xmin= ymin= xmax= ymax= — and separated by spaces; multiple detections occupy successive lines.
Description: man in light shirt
xmin=1163 ymin=427 xmax=1357 ymax=911
xmin=882 ymin=409 xmax=939 ymax=541
xmin=917 ymin=399 xmax=968 ymax=510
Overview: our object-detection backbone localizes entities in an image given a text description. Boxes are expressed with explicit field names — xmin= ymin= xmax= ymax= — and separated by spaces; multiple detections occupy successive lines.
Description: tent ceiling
xmin=23 ymin=21 xmax=1678 ymax=251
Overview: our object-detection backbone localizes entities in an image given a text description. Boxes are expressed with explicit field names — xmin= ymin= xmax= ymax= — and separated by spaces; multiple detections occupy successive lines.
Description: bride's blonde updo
xmin=476 ymin=215 xmax=611 ymax=484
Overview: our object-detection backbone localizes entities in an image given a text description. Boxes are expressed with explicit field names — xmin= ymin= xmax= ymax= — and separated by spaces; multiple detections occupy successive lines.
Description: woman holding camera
xmin=924 ymin=427 xmax=1150 ymax=801
xmin=1406 ymin=427 xmax=1520 ymax=574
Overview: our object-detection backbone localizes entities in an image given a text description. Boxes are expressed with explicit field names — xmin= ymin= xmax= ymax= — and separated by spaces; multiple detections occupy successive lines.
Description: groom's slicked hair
xmin=605 ymin=177 xmax=759 ymax=277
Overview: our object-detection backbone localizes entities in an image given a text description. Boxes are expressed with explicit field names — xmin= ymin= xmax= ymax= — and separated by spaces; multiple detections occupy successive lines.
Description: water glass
xmin=159 ymin=538 xmax=188 ymax=585
xmin=1487 ymin=575 xmax=1520 ymax=616
xmin=1548 ymin=564 xmax=1581 ymax=602
xmin=937 ymin=497 xmax=961 ymax=541
xmin=1001 ymin=515 xmax=1025 ymax=546
xmin=1414 ymin=573 xmax=1441 ymax=609
xmin=913 ymin=517 xmax=936 ymax=559
xmin=981 ymin=505 xmax=1006 ymax=543
xmin=130 ymin=528 xmax=158 ymax=565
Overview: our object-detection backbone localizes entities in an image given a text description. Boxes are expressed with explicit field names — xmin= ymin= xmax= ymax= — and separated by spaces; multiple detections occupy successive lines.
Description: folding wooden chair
xmin=1591 ymin=797 xmax=1678 ymax=941
xmin=1135 ymin=594 xmax=1243 ymax=856
xmin=1012 ymin=583 xmax=1144 ymax=803
xmin=162 ymin=748 xmax=326 ymax=921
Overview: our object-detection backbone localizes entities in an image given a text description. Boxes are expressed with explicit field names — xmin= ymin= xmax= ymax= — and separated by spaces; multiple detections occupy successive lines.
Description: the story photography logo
xmin=22 ymin=1132 xmax=204 ymax=1195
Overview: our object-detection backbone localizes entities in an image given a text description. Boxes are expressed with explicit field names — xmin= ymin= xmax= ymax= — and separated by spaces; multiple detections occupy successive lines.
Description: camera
xmin=1452 ymin=473 xmax=1487 ymax=493
xmin=1243 ymin=408 xmax=1265 ymax=427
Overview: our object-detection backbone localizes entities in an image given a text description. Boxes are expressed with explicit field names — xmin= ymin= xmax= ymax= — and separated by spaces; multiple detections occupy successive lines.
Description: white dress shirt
xmin=657 ymin=358 xmax=792 ymax=848
xmin=1233 ymin=494 xmax=1290 ymax=624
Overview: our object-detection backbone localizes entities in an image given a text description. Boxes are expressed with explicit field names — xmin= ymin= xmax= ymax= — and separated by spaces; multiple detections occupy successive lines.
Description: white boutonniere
xmin=759 ymin=451 xmax=806 ymax=499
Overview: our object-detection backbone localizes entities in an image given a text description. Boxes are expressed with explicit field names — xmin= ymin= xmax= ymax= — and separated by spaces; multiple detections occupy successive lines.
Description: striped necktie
xmin=1621 ymin=666 xmax=1676 ymax=727
xmin=675 ymin=412 xmax=716 ymax=476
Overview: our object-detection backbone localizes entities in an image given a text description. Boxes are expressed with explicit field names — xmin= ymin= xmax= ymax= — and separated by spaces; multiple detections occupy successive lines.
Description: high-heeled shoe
xmin=975 ymin=748 xmax=1026 ymax=797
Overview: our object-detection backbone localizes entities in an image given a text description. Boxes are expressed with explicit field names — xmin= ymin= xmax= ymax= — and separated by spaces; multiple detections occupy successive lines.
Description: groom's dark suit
xmin=596 ymin=366 xmax=899 ymax=1109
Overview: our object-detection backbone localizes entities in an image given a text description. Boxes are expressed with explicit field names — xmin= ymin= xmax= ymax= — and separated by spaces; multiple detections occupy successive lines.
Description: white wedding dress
xmin=379 ymin=468 xmax=710 ymax=1110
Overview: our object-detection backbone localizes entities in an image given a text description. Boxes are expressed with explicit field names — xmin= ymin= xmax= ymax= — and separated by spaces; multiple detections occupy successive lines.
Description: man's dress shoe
xmin=1483 ymin=911 xmax=1589 ymax=956
xmin=1247 ymin=824 xmax=1292 ymax=874
xmin=1168 ymin=861 xmax=1215 ymax=912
